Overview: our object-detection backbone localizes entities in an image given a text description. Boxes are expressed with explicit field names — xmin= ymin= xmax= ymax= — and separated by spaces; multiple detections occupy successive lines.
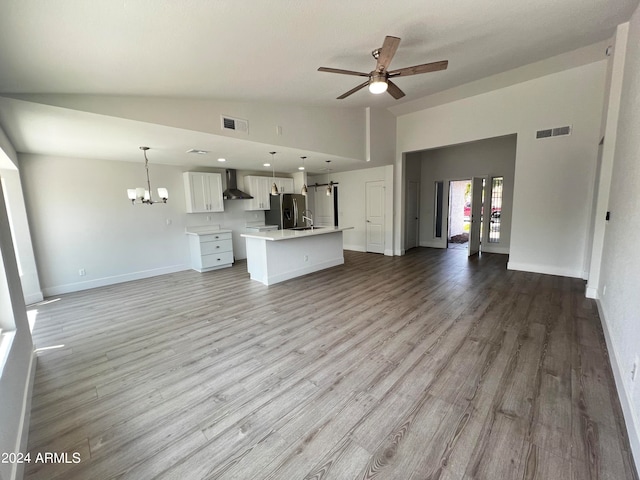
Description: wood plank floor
xmin=25 ymin=248 xmax=638 ymax=480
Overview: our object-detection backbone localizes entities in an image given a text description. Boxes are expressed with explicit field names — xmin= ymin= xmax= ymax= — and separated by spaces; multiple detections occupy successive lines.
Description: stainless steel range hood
xmin=223 ymin=169 xmax=253 ymax=200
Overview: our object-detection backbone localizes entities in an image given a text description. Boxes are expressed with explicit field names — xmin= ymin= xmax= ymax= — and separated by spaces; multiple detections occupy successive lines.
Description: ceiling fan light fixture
xmin=319 ymin=36 xmax=447 ymax=100
xmin=368 ymin=73 xmax=388 ymax=94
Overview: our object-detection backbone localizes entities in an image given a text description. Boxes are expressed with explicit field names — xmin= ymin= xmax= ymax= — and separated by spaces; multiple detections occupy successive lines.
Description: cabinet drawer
xmin=201 ymin=251 xmax=234 ymax=268
xmin=200 ymin=238 xmax=232 ymax=255
xmin=200 ymin=232 xmax=231 ymax=243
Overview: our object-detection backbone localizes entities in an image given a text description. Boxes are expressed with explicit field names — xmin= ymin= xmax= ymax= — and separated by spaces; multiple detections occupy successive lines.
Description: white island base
xmin=241 ymin=227 xmax=351 ymax=286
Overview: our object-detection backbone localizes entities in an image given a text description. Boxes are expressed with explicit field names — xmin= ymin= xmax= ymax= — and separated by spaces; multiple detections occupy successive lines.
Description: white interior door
xmin=468 ymin=177 xmax=483 ymax=256
xmin=406 ymin=181 xmax=419 ymax=250
xmin=366 ymin=181 xmax=385 ymax=254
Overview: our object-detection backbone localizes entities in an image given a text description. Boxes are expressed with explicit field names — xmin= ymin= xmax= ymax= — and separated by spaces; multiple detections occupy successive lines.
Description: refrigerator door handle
xmin=293 ymin=198 xmax=298 ymax=227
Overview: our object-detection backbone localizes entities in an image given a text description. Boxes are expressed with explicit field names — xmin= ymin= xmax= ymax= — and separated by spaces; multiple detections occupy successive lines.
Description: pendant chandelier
xmin=300 ymin=156 xmax=308 ymax=196
xmin=127 ymin=147 xmax=168 ymax=205
xmin=269 ymin=152 xmax=279 ymax=195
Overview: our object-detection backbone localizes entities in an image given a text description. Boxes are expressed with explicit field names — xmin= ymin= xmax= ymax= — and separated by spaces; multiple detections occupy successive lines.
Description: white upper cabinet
xmin=276 ymin=177 xmax=295 ymax=194
xmin=243 ymin=175 xmax=296 ymax=210
xmin=183 ymin=172 xmax=224 ymax=213
xmin=243 ymin=175 xmax=271 ymax=210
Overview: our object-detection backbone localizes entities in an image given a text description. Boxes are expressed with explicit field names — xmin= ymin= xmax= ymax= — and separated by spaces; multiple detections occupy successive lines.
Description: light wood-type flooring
xmin=25 ymin=248 xmax=638 ymax=479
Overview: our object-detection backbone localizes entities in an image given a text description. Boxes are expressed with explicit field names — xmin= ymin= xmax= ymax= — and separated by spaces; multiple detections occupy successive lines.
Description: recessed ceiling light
xmin=186 ymin=148 xmax=209 ymax=155
xmin=298 ymin=166 xmax=305 ymax=171
xmin=217 ymin=158 xmax=226 ymax=162
xmin=263 ymin=163 xmax=271 ymax=167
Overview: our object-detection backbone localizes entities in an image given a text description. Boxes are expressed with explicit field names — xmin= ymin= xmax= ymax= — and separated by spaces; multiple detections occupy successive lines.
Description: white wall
xmin=395 ymin=57 xmax=607 ymax=278
xmin=20 ymin=154 xmax=191 ymax=295
xmin=416 ymin=135 xmax=517 ymax=253
xmin=587 ymin=24 xmax=629 ymax=298
xmin=309 ymin=164 xmax=394 ymax=255
xmin=366 ymin=107 xmax=396 ymax=165
xmin=18 ymin=154 xmax=298 ymax=295
xmin=0 ymin=168 xmax=43 ymax=304
xmin=9 ymin=94 xmax=367 ymax=162
xmin=596 ymin=8 xmax=640 ymax=475
xmin=0 ymin=175 xmax=35 ymax=480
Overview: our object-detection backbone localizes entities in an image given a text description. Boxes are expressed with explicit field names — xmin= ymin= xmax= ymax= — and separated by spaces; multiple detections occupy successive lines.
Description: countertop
xmin=185 ymin=227 xmax=232 ymax=236
xmin=241 ymin=226 xmax=353 ymax=242
xmin=245 ymin=224 xmax=279 ymax=231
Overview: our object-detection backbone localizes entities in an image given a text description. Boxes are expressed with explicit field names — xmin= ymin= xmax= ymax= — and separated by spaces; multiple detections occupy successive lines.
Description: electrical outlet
xmin=79 ymin=268 xmax=86 ymax=276
xmin=304 ymin=255 xmax=309 ymax=262
xmin=632 ymin=357 xmax=639 ymax=382
xmin=603 ymin=285 xmax=607 ymax=296
xmin=166 ymin=219 xmax=172 ymax=225
xmin=206 ymin=215 xmax=212 ymax=222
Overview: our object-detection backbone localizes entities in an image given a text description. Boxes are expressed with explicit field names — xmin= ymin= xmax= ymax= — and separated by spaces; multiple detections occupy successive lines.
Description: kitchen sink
xmin=289 ymin=226 xmax=326 ymax=231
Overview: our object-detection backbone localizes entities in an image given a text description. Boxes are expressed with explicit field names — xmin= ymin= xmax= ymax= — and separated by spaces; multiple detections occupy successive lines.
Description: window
xmin=489 ymin=177 xmax=503 ymax=243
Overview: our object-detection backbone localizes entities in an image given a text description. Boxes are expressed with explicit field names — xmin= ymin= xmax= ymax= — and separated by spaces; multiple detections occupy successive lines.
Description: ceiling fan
xmin=318 ymin=35 xmax=448 ymax=100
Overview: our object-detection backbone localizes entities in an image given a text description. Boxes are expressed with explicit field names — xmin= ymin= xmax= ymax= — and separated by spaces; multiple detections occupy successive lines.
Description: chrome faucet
xmin=302 ymin=210 xmax=314 ymax=228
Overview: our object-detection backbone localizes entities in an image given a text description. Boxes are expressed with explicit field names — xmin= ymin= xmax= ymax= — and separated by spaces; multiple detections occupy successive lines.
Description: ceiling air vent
xmin=536 ymin=125 xmax=572 ymax=139
xmin=221 ymin=115 xmax=249 ymax=134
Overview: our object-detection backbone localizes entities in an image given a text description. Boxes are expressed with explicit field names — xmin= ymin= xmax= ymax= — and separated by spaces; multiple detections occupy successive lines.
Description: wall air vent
xmin=536 ymin=125 xmax=572 ymax=139
xmin=552 ymin=126 xmax=571 ymax=137
xmin=221 ymin=115 xmax=249 ymax=134
xmin=536 ymin=129 xmax=552 ymax=139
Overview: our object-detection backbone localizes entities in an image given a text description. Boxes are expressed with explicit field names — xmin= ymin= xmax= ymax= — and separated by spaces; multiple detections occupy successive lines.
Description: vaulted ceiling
xmin=0 ymin=0 xmax=637 ymax=173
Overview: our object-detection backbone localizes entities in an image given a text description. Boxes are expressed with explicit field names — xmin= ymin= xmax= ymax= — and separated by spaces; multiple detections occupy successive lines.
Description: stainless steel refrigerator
xmin=265 ymin=194 xmax=306 ymax=229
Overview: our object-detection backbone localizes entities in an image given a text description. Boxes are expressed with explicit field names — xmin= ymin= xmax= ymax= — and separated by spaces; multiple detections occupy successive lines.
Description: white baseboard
xmin=24 ymin=291 xmax=44 ymax=306
xmin=420 ymin=240 xmax=444 ymax=248
xmin=384 ymin=248 xmax=394 ymax=256
xmin=507 ymin=261 xmax=583 ymax=279
xmin=481 ymin=245 xmax=510 ymax=254
xmin=596 ymin=299 xmax=640 ymax=477
xmin=344 ymin=245 xmax=393 ymax=257
xmin=42 ymin=264 xmax=189 ymax=296
xmin=585 ymin=286 xmax=599 ymax=299
xmin=10 ymin=350 xmax=36 ymax=480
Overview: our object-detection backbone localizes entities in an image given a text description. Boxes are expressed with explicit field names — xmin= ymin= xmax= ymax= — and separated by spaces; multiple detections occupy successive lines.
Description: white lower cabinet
xmin=187 ymin=230 xmax=234 ymax=272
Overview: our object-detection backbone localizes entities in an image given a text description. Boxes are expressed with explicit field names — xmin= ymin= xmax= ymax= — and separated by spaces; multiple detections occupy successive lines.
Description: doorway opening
xmin=448 ymin=179 xmax=471 ymax=249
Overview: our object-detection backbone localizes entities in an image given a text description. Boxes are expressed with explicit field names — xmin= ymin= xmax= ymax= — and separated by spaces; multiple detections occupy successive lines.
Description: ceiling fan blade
xmin=318 ymin=67 xmax=370 ymax=77
xmin=337 ymin=80 xmax=369 ymax=99
xmin=376 ymin=36 xmax=401 ymax=71
xmin=388 ymin=60 xmax=448 ymax=77
xmin=386 ymin=80 xmax=405 ymax=100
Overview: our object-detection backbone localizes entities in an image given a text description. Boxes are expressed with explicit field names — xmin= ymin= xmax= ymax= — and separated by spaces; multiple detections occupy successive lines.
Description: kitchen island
xmin=241 ymin=226 xmax=353 ymax=285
